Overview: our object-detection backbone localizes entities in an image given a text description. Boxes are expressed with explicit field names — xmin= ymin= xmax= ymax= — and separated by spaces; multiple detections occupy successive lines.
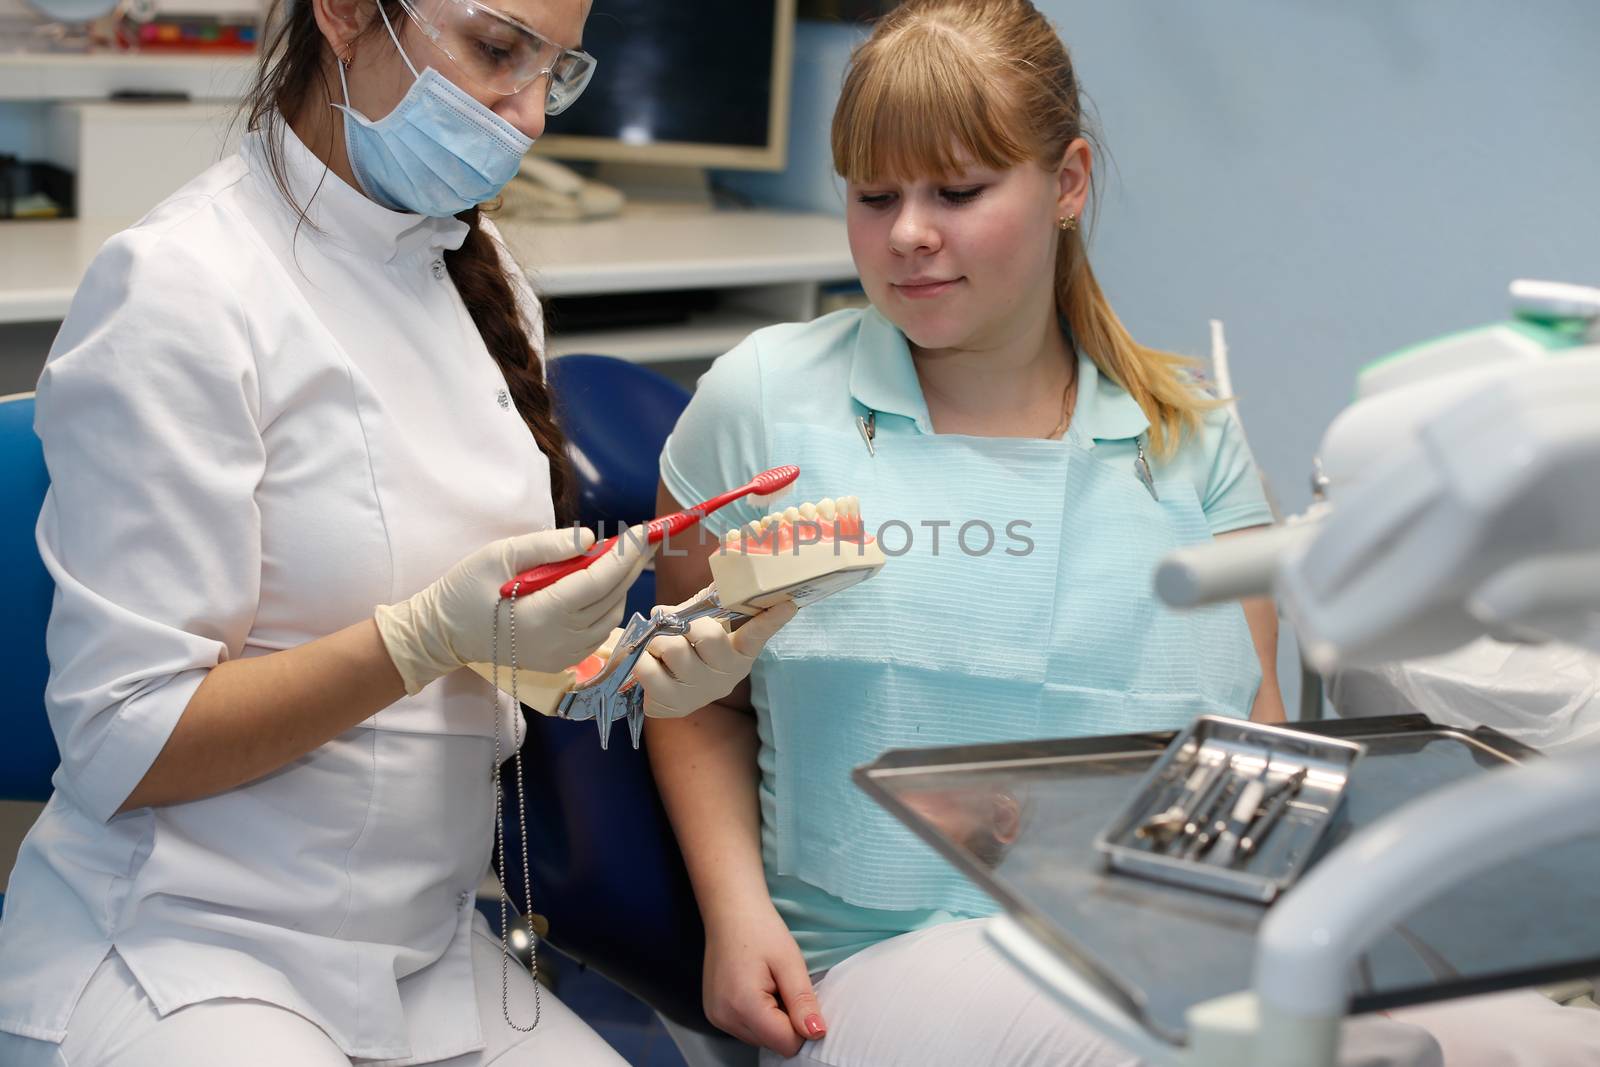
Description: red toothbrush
xmin=499 ymin=465 xmax=801 ymax=599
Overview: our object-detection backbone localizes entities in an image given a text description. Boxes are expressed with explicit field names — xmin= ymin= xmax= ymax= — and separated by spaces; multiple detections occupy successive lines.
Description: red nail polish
xmin=805 ymin=1014 xmax=825 ymax=1037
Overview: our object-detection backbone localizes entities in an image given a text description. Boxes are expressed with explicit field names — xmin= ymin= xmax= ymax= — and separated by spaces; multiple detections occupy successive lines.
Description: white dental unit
xmin=856 ymin=280 xmax=1600 ymax=1067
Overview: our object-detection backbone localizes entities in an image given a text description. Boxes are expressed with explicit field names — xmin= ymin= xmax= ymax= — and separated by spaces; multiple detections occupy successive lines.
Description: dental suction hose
xmin=1154 ymin=521 xmax=1320 ymax=608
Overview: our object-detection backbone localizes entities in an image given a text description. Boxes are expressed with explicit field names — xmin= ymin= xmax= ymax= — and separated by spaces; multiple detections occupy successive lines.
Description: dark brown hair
xmin=240 ymin=0 xmax=573 ymax=519
xmin=833 ymin=0 xmax=1218 ymax=457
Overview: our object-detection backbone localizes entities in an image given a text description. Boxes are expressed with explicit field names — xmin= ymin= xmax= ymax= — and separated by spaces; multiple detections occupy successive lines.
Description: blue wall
xmin=1042 ymin=0 xmax=1600 ymax=516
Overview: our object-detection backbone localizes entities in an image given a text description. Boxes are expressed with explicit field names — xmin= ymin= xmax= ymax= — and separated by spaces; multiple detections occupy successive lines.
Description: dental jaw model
xmin=466 ymin=628 xmax=620 ymax=717
xmin=713 ymin=495 xmax=884 ymax=612
xmin=478 ymin=494 xmax=886 ymax=750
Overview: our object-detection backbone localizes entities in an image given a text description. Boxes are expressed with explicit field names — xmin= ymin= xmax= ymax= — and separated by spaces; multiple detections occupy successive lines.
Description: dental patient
xmin=645 ymin=1 xmax=1600 ymax=1065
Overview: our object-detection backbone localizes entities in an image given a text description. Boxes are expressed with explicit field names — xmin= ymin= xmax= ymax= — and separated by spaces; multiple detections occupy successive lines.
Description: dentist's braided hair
xmin=832 ymin=0 xmax=1218 ymax=458
xmin=240 ymin=0 xmax=574 ymax=521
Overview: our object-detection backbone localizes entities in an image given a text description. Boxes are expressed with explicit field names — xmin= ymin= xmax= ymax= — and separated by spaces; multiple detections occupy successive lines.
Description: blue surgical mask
xmin=334 ymin=3 xmax=532 ymax=217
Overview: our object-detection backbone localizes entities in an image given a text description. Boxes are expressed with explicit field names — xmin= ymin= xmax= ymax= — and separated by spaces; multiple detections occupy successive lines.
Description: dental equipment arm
xmin=1157 ymin=279 xmax=1600 ymax=671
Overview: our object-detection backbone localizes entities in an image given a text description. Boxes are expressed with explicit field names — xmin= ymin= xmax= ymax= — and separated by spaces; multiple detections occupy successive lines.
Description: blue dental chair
xmin=0 ymin=392 xmax=63 ymax=915
xmin=496 ymin=356 xmax=753 ymax=1065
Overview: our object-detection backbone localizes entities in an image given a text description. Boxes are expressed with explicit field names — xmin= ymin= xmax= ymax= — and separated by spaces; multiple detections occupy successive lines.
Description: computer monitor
xmin=537 ymin=0 xmax=795 ymax=172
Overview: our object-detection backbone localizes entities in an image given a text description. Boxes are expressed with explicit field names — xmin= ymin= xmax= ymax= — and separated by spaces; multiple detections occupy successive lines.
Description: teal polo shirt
xmin=660 ymin=306 xmax=1272 ymax=972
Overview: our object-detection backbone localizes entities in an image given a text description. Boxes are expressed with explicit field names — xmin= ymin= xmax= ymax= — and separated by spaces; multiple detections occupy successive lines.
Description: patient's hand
xmin=703 ymin=902 xmax=825 ymax=1056
xmin=635 ymin=591 xmax=797 ymax=718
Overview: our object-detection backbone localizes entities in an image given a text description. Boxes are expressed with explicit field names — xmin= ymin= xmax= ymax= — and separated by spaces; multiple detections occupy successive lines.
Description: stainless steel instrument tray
xmin=1094 ymin=716 xmax=1366 ymax=903
xmin=854 ymin=715 xmax=1600 ymax=1046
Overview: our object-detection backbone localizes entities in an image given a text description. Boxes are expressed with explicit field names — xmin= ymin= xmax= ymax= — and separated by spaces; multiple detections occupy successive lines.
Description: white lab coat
xmin=0 ymin=119 xmax=555 ymax=1065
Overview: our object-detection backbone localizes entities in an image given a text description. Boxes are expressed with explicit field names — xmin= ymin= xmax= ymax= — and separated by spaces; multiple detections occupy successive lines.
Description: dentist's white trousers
xmin=0 ymin=915 xmax=624 ymax=1067
xmin=761 ymin=917 xmax=1600 ymax=1067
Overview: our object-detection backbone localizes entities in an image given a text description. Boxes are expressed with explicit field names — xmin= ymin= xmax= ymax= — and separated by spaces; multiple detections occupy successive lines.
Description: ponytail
xmin=1057 ymin=235 xmax=1209 ymax=458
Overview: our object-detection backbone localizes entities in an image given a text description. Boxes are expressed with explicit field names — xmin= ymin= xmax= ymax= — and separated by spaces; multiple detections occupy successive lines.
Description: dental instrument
xmin=1177 ymin=755 xmax=1235 ymax=849
xmin=1236 ymin=768 xmax=1308 ymax=862
xmin=497 ymin=464 xmax=801 ymax=598
xmin=1137 ymin=769 xmax=1205 ymax=841
xmin=1180 ymin=776 xmax=1239 ymax=861
xmin=1136 ymin=752 xmax=1212 ymax=845
xmin=1206 ymin=764 xmax=1271 ymax=868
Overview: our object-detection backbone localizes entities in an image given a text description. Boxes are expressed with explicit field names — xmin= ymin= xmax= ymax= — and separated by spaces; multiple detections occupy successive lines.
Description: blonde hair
xmin=831 ymin=0 xmax=1214 ymax=456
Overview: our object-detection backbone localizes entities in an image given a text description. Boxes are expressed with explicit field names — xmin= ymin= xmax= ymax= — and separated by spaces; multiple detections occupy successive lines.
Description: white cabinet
xmin=47 ymin=100 xmax=239 ymax=219
xmin=2 ymin=52 xmax=253 ymax=219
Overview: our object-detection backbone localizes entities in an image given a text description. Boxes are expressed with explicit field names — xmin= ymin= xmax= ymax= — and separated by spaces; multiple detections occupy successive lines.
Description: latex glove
xmin=631 ymin=587 xmax=798 ymax=717
xmin=375 ymin=526 xmax=651 ymax=694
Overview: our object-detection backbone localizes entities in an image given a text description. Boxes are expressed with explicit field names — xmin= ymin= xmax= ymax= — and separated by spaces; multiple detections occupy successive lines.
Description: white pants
xmin=0 ymin=916 xmax=625 ymax=1067
xmin=760 ymin=918 xmax=1600 ymax=1067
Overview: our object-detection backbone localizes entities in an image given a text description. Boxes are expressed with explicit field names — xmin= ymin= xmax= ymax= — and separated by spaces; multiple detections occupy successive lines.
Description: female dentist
xmin=0 ymin=0 xmax=790 ymax=1064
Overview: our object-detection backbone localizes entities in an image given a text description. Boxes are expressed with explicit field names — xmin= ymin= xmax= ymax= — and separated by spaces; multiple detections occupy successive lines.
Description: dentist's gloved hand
xmin=375 ymin=526 xmax=652 ymax=694
xmin=631 ymin=586 xmax=798 ymax=717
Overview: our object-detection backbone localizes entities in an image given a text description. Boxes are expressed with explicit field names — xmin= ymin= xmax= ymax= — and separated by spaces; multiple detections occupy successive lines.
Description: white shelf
xmin=1 ymin=208 xmax=854 ymax=366
xmin=546 ymin=308 xmax=777 ymax=364
xmin=0 ymin=211 xmax=855 ymax=329
xmin=499 ymin=211 xmax=854 ymax=296
xmin=0 ymin=51 xmax=256 ymax=101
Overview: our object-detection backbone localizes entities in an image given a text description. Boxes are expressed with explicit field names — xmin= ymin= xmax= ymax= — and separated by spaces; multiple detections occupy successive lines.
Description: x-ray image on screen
xmin=545 ymin=1 xmax=779 ymax=151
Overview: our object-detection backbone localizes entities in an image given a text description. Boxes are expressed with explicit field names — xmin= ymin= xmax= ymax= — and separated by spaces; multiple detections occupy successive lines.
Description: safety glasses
xmin=396 ymin=0 xmax=596 ymax=111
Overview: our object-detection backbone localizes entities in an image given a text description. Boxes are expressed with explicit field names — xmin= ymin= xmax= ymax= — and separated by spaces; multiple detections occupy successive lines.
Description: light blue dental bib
xmin=757 ymin=421 xmax=1261 ymax=916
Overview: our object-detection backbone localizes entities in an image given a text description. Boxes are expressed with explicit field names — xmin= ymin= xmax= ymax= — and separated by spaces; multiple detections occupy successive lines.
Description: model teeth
xmin=747 ymin=497 xmax=859 ymax=535
xmin=722 ymin=494 xmax=871 ymax=553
